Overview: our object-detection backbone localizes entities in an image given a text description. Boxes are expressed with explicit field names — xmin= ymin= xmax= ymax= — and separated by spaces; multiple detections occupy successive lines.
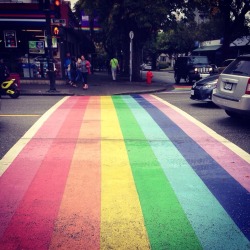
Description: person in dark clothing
xmin=70 ymin=56 xmax=77 ymax=87
xmin=0 ymin=58 xmax=9 ymax=83
xmin=64 ymin=52 xmax=71 ymax=84
xmin=77 ymin=55 xmax=91 ymax=90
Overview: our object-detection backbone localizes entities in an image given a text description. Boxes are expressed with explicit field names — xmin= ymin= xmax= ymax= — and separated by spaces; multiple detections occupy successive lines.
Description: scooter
xmin=1 ymin=78 xmax=20 ymax=98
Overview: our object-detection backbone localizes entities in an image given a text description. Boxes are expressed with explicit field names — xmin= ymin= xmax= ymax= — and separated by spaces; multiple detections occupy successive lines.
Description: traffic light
xmin=54 ymin=0 xmax=61 ymax=18
xmin=52 ymin=26 xmax=60 ymax=36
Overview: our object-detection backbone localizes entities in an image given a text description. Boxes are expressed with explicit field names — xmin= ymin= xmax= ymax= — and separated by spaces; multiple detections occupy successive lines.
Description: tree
xmin=75 ymin=0 xmax=197 ymax=80
xmin=156 ymin=17 xmax=225 ymax=56
xmin=195 ymin=0 xmax=250 ymax=59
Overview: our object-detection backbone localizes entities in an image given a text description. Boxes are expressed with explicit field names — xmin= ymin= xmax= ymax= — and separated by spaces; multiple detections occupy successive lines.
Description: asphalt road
xmin=0 ymin=94 xmax=249 ymax=249
xmin=155 ymin=91 xmax=250 ymax=154
xmin=0 ymin=96 xmax=63 ymax=159
xmin=1 ymin=90 xmax=250 ymax=160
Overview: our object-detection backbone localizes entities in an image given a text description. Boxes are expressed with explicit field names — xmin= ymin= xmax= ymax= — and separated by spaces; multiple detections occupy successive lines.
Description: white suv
xmin=212 ymin=54 xmax=250 ymax=117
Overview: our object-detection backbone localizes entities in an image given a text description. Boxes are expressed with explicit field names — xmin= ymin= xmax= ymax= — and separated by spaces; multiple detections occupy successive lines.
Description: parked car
xmin=141 ymin=62 xmax=152 ymax=71
xmin=216 ymin=59 xmax=235 ymax=73
xmin=174 ymin=56 xmax=214 ymax=84
xmin=212 ymin=54 xmax=250 ymax=118
xmin=190 ymin=74 xmax=219 ymax=102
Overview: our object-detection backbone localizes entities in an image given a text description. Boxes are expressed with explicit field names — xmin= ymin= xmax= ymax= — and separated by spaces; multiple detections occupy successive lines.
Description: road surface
xmin=0 ymin=95 xmax=249 ymax=249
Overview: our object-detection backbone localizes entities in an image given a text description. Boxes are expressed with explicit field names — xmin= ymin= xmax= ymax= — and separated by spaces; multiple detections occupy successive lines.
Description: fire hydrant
xmin=146 ymin=70 xmax=153 ymax=84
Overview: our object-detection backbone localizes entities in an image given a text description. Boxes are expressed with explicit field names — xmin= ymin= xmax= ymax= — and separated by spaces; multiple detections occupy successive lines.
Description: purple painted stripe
xmin=140 ymin=94 xmax=250 ymax=241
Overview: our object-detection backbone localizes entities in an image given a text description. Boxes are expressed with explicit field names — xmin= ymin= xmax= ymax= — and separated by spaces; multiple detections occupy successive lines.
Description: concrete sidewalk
xmin=20 ymin=71 xmax=173 ymax=96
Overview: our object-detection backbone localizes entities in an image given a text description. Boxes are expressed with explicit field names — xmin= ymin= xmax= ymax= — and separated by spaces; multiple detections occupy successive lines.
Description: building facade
xmin=0 ymin=0 xmax=94 ymax=80
xmin=193 ymin=37 xmax=250 ymax=65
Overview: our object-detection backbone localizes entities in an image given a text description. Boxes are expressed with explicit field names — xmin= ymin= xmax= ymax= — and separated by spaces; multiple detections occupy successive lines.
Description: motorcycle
xmin=0 ymin=78 xmax=20 ymax=98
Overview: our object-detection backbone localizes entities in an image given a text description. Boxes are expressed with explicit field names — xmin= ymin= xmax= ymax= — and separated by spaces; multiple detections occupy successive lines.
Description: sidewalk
xmin=20 ymin=71 xmax=174 ymax=96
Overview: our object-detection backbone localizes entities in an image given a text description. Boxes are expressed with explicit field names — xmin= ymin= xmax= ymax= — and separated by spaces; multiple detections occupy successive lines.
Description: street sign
xmin=129 ymin=31 xmax=134 ymax=39
xmin=29 ymin=41 xmax=45 ymax=54
xmin=51 ymin=19 xmax=66 ymax=26
xmin=129 ymin=31 xmax=134 ymax=82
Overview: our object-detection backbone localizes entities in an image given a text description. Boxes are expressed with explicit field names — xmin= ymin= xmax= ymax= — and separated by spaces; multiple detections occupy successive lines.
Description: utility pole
xmin=41 ymin=0 xmax=56 ymax=92
xmin=129 ymin=31 xmax=134 ymax=82
xmin=45 ymin=10 xmax=56 ymax=91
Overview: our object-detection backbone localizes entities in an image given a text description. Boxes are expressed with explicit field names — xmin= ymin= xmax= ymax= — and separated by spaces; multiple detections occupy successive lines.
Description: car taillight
xmin=246 ymin=78 xmax=250 ymax=94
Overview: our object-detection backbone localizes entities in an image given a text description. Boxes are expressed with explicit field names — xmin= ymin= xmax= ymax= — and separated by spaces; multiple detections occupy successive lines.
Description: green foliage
xmin=74 ymin=0 xmax=250 ymax=75
xmin=76 ymin=0 xmax=195 ymax=53
xmin=155 ymin=16 xmax=225 ymax=54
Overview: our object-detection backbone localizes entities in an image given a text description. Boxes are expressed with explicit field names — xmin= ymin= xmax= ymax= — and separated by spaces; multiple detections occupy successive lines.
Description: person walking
xmin=64 ymin=52 xmax=71 ymax=85
xmin=70 ymin=56 xmax=77 ymax=87
xmin=0 ymin=58 xmax=9 ymax=83
xmin=77 ymin=55 xmax=91 ymax=90
xmin=110 ymin=57 xmax=120 ymax=80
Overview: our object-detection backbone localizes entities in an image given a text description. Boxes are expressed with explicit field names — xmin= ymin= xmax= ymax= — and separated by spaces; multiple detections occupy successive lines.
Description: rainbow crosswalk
xmin=0 ymin=95 xmax=249 ymax=249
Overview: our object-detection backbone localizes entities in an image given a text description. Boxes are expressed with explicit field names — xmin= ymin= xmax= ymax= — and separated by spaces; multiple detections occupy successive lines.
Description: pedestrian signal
xmin=53 ymin=26 xmax=59 ymax=36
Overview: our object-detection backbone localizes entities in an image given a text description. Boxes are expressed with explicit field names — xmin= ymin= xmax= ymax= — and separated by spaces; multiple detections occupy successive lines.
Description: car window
xmin=222 ymin=59 xmax=234 ymax=67
xmin=189 ymin=57 xmax=209 ymax=64
xmin=224 ymin=58 xmax=250 ymax=76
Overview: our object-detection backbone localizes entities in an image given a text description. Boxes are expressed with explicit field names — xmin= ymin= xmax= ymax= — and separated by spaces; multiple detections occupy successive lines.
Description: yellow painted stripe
xmin=100 ymin=96 xmax=150 ymax=249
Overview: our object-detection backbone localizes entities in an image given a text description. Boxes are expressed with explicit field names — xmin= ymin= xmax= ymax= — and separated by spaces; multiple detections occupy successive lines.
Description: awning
xmin=193 ymin=45 xmax=222 ymax=52
xmin=0 ymin=18 xmax=46 ymax=28
xmin=230 ymin=36 xmax=250 ymax=47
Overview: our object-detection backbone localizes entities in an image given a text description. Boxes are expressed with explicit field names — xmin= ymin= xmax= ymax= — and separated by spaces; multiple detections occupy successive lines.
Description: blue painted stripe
xmin=125 ymin=96 xmax=249 ymax=249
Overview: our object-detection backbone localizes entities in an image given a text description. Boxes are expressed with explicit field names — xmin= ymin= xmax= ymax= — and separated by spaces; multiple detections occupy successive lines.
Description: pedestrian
xmin=77 ymin=55 xmax=91 ymax=90
xmin=70 ymin=56 xmax=77 ymax=87
xmin=110 ymin=57 xmax=120 ymax=80
xmin=64 ymin=52 xmax=71 ymax=85
xmin=75 ymin=57 xmax=82 ymax=83
xmin=0 ymin=58 xmax=9 ymax=83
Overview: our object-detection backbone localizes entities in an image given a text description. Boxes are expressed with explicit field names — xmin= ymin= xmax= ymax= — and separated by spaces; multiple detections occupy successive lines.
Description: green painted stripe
xmin=112 ymin=96 xmax=202 ymax=250
xmin=124 ymin=95 xmax=250 ymax=249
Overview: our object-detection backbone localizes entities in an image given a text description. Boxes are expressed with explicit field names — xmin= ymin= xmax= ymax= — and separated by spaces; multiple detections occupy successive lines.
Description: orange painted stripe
xmin=49 ymin=96 xmax=101 ymax=249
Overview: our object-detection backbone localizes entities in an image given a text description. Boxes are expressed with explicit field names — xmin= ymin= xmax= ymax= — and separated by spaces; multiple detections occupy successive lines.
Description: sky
xmin=68 ymin=0 xmax=78 ymax=9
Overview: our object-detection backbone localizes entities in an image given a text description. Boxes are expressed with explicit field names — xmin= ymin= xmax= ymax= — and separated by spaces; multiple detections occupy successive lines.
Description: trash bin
xmin=9 ymin=73 xmax=20 ymax=90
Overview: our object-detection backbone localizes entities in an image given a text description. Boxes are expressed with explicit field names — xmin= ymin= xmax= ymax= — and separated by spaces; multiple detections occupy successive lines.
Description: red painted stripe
xmin=0 ymin=97 xmax=89 ymax=249
xmin=0 ymin=97 xmax=77 ymax=238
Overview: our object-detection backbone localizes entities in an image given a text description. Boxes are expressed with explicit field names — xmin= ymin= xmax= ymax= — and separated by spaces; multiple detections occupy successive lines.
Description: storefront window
xmin=19 ymin=55 xmax=62 ymax=79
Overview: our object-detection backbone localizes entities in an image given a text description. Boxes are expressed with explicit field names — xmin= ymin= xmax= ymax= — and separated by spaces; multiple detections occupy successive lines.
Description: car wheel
xmin=174 ymin=73 xmax=181 ymax=84
xmin=225 ymin=110 xmax=240 ymax=118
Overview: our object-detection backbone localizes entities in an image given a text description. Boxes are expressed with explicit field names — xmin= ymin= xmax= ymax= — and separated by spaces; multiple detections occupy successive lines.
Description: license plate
xmin=190 ymin=90 xmax=194 ymax=95
xmin=224 ymin=83 xmax=233 ymax=90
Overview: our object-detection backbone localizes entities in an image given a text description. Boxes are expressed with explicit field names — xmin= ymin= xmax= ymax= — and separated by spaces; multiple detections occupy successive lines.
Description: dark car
xmin=174 ymin=56 xmax=214 ymax=84
xmin=190 ymin=74 xmax=219 ymax=102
